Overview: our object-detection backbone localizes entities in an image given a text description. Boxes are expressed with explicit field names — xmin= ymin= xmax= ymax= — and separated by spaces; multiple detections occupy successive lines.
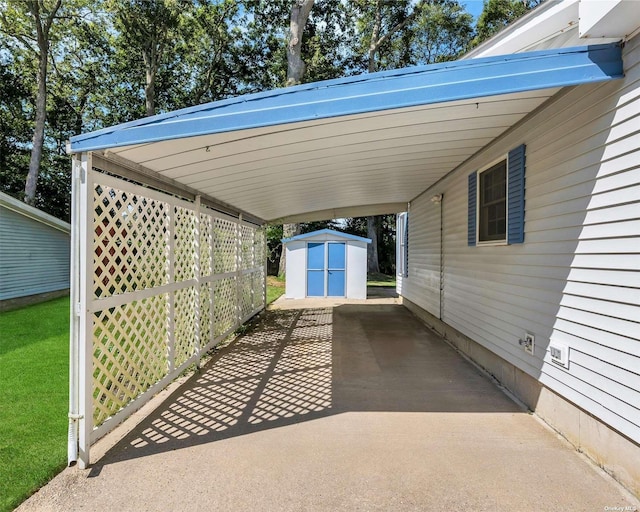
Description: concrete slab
xmin=18 ymin=304 xmax=638 ymax=511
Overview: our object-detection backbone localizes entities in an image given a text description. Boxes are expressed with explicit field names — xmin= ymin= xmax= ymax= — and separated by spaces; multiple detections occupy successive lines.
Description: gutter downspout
xmin=430 ymin=193 xmax=444 ymax=320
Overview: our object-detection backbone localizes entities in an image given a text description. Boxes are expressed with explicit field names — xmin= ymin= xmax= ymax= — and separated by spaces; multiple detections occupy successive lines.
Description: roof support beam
xmin=272 ymin=202 xmax=408 ymax=224
xmin=91 ymin=152 xmax=265 ymax=225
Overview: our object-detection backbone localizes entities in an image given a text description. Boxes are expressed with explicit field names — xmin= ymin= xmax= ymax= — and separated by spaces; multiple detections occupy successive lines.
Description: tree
xmin=286 ymin=0 xmax=315 ymax=85
xmin=475 ymin=0 xmax=541 ymax=44
xmin=411 ymin=0 xmax=474 ymax=64
xmin=0 ymin=0 xmax=63 ymax=205
xmin=110 ymin=0 xmax=186 ymax=117
xmin=0 ymin=62 xmax=32 ymax=201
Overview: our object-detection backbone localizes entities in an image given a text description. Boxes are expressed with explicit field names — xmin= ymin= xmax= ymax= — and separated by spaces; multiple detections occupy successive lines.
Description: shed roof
xmin=282 ymin=229 xmax=372 ymax=244
xmin=70 ymin=42 xmax=623 ymax=223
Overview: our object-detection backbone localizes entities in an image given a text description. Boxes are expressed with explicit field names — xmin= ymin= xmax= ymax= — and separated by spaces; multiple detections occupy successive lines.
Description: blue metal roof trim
xmin=282 ymin=229 xmax=372 ymax=244
xmin=70 ymin=43 xmax=623 ymax=153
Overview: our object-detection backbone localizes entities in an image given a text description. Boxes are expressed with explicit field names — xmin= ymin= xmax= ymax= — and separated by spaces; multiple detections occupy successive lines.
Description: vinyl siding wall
xmin=400 ymin=34 xmax=640 ymax=444
xmin=0 ymin=206 xmax=71 ymax=300
xmin=400 ymin=199 xmax=441 ymax=319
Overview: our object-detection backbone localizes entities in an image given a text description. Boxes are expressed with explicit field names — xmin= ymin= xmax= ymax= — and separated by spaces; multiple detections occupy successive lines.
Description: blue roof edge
xmin=70 ymin=42 xmax=623 ymax=153
xmin=282 ymin=229 xmax=372 ymax=244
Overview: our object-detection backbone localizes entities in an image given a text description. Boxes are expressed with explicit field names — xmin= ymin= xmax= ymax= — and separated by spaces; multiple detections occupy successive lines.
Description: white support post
xmin=77 ymin=152 xmax=93 ymax=469
xmin=68 ymin=155 xmax=82 ymax=466
xmin=263 ymin=227 xmax=268 ymax=311
xmin=194 ymin=197 xmax=201 ymax=367
xmin=236 ymin=214 xmax=243 ymax=325
xmin=167 ymin=205 xmax=176 ymax=372
xmin=250 ymin=228 xmax=255 ymax=309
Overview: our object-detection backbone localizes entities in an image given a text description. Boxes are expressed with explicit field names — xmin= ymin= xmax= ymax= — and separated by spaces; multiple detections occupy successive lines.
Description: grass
xmin=367 ymin=272 xmax=396 ymax=287
xmin=266 ymin=275 xmax=286 ymax=304
xmin=0 ymin=297 xmax=70 ymax=512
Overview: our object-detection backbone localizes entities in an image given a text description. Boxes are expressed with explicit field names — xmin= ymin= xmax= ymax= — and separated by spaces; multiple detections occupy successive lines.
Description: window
xmin=478 ymin=159 xmax=507 ymax=242
xmin=468 ymin=144 xmax=525 ymax=246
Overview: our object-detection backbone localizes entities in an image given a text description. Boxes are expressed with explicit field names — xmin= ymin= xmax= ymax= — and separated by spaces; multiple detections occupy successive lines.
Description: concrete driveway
xmin=19 ymin=302 xmax=638 ymax=511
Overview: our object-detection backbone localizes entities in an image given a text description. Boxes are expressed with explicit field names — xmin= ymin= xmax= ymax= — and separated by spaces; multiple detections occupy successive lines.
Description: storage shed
xmin=0 ymin=191 xmax=71 ymax=310
xmin=282 ymin=229 xmax=371 ymax=299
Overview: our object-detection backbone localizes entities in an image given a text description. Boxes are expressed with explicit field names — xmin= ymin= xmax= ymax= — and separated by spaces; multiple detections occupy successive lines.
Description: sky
xmin=461 ymin=0 xmax=485 ymax=21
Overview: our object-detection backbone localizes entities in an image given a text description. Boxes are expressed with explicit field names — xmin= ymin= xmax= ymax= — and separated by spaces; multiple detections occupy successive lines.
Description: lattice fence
xmin=84 ymin=169 xmax=265 ymax=440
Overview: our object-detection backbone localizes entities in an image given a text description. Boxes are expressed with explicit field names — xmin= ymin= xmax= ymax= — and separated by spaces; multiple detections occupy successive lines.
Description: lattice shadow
xmin=99 ymin=308 xmax=335 ymax=465
xmin=94 ymin=303 xmax=521 ymax=469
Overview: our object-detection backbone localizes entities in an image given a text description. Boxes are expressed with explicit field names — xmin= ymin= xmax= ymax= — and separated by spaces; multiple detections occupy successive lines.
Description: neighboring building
xmin=282 ymin=229 xmax=371 ymax=299
xmin=397 ymin=1 xmax=640 ymax=494
xmin=0 ymin=191 xmax=70 ymax=310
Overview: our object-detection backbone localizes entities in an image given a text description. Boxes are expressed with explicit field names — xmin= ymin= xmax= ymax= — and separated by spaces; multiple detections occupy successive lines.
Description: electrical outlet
xmin=519 ymin=333 xmax=535 ymax=355
xmin=549 ymin=343 xmax=569 ymax=368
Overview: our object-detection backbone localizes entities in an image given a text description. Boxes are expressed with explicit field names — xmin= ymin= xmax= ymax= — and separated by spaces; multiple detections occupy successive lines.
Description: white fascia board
xmin=466 ymin=0 xmax=579 ymax=58
xmin=578 ymin=0 xmax=640 ymax=39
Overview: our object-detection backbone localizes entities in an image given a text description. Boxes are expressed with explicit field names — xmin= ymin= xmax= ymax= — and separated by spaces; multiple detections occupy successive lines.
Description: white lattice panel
xmin=254 ymin=228 xmax=266 ymax=267
xmin=174 ymin=287 xmax=198 ymax=367
xmin=213 ymin=217 xmax=237 ymax=274
xmin=92 ymin=294 xmax=169 ymax=426
xmin=214 ymin=277 xmax=236 ymax=336
xmin=93 ymin=184 xmax=169 ymax=298
xmin=241 ymin=224 xmax=254 ymax=269
xmin=82 ymin=169 xmax=266 ymax=452
xmin=200 ymin=282 xmax=213 ymax=346
xmin=253 ymin=269 xmax=265 ymax=310
xmin=174 ymin=206 xmax=197 ymax=282
xmin=200 ymin=213 xmax=213 ymax=277
xmin=240 ymin=274 xmax=254 ymax=319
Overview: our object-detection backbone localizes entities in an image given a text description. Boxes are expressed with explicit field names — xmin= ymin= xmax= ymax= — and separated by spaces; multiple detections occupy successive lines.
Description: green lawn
xmin=0 ymin=297 xmax=69 ymax=512
xmin=367 ymin=272 xmax=396 ymax=287
xmin=266 ymin=275 xmax=285 ymax=304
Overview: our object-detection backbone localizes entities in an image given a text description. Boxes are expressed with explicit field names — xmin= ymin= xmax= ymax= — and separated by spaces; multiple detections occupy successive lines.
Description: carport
xmin=66 ymin=42 xmax=623 ymax=469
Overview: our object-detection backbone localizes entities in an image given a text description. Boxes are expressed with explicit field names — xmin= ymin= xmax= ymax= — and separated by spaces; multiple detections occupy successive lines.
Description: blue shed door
xmin=327 ymin=242 xmax=345 ymax=297
xmin=306 ymin=242 xmax=346 ymax=297
xmin=307 ymin=242 xmax=325 ymax=296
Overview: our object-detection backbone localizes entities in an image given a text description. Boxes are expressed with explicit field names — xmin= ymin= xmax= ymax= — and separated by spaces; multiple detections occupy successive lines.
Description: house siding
xmin=0 ymin=206 xmax=71 ymax=300
xmin=399 ymin=198 xmax=441 ymax=319
xmin=400 ymin=33 xmax=640 ymax=444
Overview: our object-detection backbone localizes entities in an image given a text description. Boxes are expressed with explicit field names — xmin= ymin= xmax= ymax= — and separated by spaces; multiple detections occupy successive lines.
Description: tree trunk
xmin=145 ymin=67 xmax=155 ymax=116
xmin=368 ymin=0 xmax=382 ymax=73
xmin=25 ymin=44 xmax=48 ymax=205
xmin=278 ymin=223 xmax=301 ymax=277
xmin=23 ymin=0 xmax=62 ymax=206
xmin=286 ymin=0 xmax=315 ymax=86
xmin=143 ymin=47 xmax=156 ymax=117
xmin=367 ymin=216 xmax=380 ymax=274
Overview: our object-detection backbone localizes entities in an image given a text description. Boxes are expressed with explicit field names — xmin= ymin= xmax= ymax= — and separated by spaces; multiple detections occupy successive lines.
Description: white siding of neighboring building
xmin=400 ymin=33 xmax=640 ymax=444
xmin=0 ymin=205 xmax=71 ymax=301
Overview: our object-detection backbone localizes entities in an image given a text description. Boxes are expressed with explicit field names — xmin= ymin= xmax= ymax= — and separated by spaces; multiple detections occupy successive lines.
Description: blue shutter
xmin=507 ymin=144 xmax=526 ymax=244
xmin=404 ymin=212 xmax=409 ymax=277
xmin=468 ymin=172 xmax=477 ymax=246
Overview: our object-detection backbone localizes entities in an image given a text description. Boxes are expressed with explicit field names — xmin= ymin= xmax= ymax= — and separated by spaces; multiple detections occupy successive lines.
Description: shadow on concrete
xmin=366 ymin=286 xmax=398 ymax=299
xmin=90 ymin=304 xmax=521 ymax=471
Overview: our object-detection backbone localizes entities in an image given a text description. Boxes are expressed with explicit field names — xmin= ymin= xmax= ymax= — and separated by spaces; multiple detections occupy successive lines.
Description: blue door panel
xmin=307 ymin=270 xmax=324 ymax=296
xmin=307 ymin=242 xmax=325 ymax=269
xmin=327 ymin=270 xmax=345 ymax=296
xmin=328 ymin=242 xmax=346 ymax=270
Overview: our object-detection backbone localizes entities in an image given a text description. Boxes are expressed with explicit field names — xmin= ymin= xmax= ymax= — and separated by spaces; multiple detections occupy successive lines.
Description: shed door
xmin=327 ymin=242 xmax=345 ymax=297
xmin=306 ymin=242 xmax=346 ymax=297
xmin=307 ymin=242 xmax=325 ymax=296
